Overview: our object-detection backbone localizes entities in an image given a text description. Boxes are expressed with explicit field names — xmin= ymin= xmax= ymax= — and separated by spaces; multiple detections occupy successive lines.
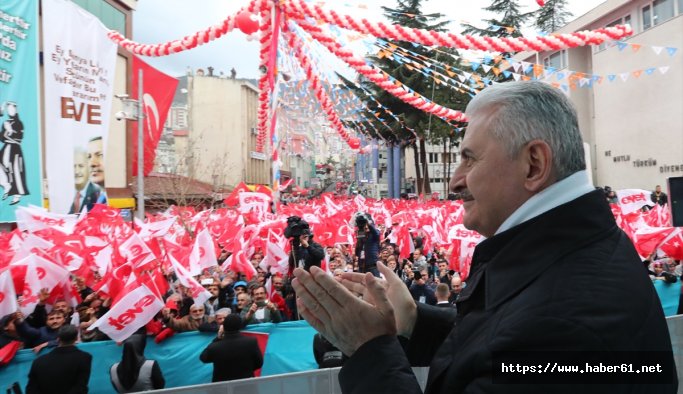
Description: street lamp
xmin=115 ymin=69 xmax=145 ymax=220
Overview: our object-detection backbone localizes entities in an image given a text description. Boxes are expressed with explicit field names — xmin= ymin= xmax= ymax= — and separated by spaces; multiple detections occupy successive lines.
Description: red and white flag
xmin=633 ymin=226 xmax=674 ymax=258
xmin=120 ymin=233 xmax=156 ymax=271
xmin=88 ymin=283 xmax=163 ymax=342
xmin=131 ymin=56 xmax=179 ymax=176
xmin=0 ymin=270 xmax=18 ymax=318
xmin=616 ymin=189 xmax=654 ymax=214
xmin=263 ymin=240 xmax=289 ymax=274
xmin=137 ymin=217 xmax=176 ymax=240
xmin=169 ymin=253 xmax=211 ymax=305
xmin=189 ymin=228 xmax=217 ymax=275
xmin=238 ymin=192 xmax=271 ymax=215
xmin=658 ymin=228 xmax=683 ymax=260
xmin=222 ymin=250 xmax=257 ymax=281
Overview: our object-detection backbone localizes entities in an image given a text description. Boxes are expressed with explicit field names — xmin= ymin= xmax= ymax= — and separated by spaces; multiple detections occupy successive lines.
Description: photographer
xmin=284 ymin=216 xmax=325 ymax=321
xmin=285 ymin=216 xmax=325 ymax=275
xmin=353 ymin=213 xmax=381 ymax=277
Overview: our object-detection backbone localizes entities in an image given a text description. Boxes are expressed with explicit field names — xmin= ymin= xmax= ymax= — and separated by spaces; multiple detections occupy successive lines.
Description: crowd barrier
xmin=0 ymin=321 xmax=317 ymax=393
xmin=140 ymin=367 xmax=431 ymax=394
xmin=1 ymin=282 xmax=681 ymax=393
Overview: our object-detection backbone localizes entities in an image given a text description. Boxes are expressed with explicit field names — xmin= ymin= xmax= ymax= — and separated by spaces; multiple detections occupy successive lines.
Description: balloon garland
xmin=255 ymin=8 xmax=273 ymax=152
xmin=283 ymin=27 xmax=358 ymax=149
xmin=288 ymin=15 xmax=466 ymax=122
xmin=281 ymin=0 xmax=632 ymax=52
xmin=107 ymin=0 xmax=270 ymax=56
xmin=108 ymin=0 xmax=634 ymax=153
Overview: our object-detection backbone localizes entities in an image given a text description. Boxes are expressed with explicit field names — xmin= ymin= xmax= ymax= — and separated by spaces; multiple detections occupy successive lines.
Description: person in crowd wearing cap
xmin=26 ymin=325 xmax=92 ymax=394
xmin=162 ymin=303 xmax=214 ymax=333
xmin=231 ymin=281 xmax=249 ymax=313
xmin=110 ymin=333 xmax=165 ymax=393
xmin=199 ymin=314 xmax=263 ymax=382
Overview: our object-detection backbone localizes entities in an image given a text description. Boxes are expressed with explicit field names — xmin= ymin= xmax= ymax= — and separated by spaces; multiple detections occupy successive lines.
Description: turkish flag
xmin=224 ymin=182 xmax=252 ymax=206
xmin=658 ymin=228 xmax=683 ymax=260
xmin=633 ymin=226 xmax=674 ymax=258
xmin=0 ymin=270 xmax=18 ymax=318
xmin=189 ymin=228 xmax=218 ymax=275
xmin=131 ymin=56 xmax=179 ymax=176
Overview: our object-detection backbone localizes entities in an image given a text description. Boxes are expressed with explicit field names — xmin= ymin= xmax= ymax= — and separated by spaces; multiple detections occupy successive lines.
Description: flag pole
xmin=137 ymin=68 xmax=145 ymax=220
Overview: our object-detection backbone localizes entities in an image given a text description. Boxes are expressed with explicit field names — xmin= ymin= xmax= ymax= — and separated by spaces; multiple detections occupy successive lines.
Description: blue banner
xmin=653 ymin=279 xmax=681 ymax=317
xmin=0 ymin=0 xmax=42 ymax=222
xmin=0 ymin=321 xmax=318 ymax=393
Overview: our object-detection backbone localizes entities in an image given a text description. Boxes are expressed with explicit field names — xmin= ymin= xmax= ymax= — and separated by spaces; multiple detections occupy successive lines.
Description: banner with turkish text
xmin=131 ymin=57 xmax=178 ymax=176
xmin=42 ymin=0 xmax=116 ymax=214
xmin=88 ymin=283 xmax=163 ymax=342
xmin=0 ymin=1 xmax=42 ymax=221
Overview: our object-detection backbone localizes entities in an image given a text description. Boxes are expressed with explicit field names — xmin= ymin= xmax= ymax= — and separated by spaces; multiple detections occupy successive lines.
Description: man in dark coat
xmin=291 ymin=81 xmax=677 ymax=393
xmin=199 ymin=314 xmax=263 ymax=382
xmin=26 ymin=325 xmax=92 ymax=394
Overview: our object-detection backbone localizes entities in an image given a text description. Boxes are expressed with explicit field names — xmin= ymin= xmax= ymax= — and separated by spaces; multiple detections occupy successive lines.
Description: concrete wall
xmin=592 ymin=14 xmax=683 ymax=189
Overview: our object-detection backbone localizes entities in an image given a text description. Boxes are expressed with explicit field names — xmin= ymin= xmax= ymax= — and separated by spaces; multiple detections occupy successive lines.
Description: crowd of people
xmin=0 ymin=211 xmax=473 ymax=393
xmin=1 ymin=80 xmax=679 ymax=393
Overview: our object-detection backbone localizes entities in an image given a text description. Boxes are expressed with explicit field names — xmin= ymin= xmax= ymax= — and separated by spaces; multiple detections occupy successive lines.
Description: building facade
xmin=184 ymin=70 xmax=270 ymax=190
xmin=514 ymin=0 xmax=683 ymax=190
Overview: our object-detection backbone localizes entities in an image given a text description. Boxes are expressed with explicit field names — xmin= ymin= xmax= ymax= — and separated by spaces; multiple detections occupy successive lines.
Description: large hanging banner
xmin=0 ymin=1 xmax=42 ymax=222
xmin=42 ymin=0 xmax=116 ymax=214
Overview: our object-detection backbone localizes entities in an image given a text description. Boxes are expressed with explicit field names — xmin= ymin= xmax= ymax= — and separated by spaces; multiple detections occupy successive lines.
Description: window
xmin=643 ymin=5 xmax=652 ymax=29
xmin=643 ymin=0 xmax=675 ymax=31
xmin=653 ymin=0 xmax=675 ymax=24
xmin=679 ymin=0 xmax=683 ymax=14
xmin=596 ymin=15 xmax=631 ymax=52
xmin=543 ymin=50 xmax=568 ymax=70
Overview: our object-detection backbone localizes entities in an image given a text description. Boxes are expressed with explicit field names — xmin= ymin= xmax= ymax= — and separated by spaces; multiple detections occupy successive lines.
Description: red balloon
xmin=348 ymin=137 xmax=360 ymax=150
xmin=235 ymin=11 xmax=259 ymax=35
xmin=536 ymin=0 xmax=545 ymax=6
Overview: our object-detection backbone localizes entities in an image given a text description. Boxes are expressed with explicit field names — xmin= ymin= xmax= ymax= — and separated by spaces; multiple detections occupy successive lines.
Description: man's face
xmin=190 ymin=306 xmax=205 ymax=320
xmin=380 ymin=249 xmax=389 ymax=259
xmin=7 ymin=104 xmax=16 ymax=117
xmin=237 ymin=294 xmax=249 ymax=309
xmin=656 ymin=186 xmax=662 ymax=193
xmin=253 ymin=287 xmax=267 ymax=303
xmin=451 ymin=277 xmax=463 ymax=293
xmin=74 ymin=152 xmax=89 ymax=190
xmin=449 ymin=109 xmax=530 ymax=237
xmin=54 ymin=301 xmax=70 ymax=316
xmin=412 ymin=250 xmax=422 ymax=260
xmin=87 ymin=138 xmax=105 ymax=185
xmin=235 ymin=286 xmax=246 ymax=295
xmin=47 ymin=314 xmax=65 ymax=330
xmin=273 ymin=277 xmax=283 ymax=291
xmin=387 ymin=259 xmax=397 ymax=270
xmin=250 ymin=254 xmax=263 ymax=268
xmin=438 ymin=262 xmax=448 ymax=274
xmin=207 ymin=285 xmax=219 ymax=297
xmin=215 ymin=313 xmax=227 ymax=326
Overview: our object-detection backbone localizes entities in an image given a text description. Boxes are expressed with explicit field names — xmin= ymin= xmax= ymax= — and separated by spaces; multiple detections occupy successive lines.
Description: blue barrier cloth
xmin=653 ymin=279 xmax=681 ymax=317
xmin=0 ymin=320 xmax=317 ymax=393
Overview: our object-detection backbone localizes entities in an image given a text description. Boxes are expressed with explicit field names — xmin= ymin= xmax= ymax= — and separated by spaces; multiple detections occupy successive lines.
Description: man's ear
xmin=523 ymin=140 xmax=554 ymax=192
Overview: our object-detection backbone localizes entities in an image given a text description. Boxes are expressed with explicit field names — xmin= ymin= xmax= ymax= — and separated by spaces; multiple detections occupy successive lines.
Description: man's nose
xmin=449 ymin=166 xmax=466 ymax=193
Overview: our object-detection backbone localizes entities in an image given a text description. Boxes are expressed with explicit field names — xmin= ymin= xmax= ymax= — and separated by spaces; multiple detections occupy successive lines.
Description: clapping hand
xmin=292 ymin=265 xmax=396 ymax=356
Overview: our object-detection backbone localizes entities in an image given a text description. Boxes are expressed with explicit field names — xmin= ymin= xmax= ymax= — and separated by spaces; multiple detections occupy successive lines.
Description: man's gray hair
xmin=465 ymin=81 xmax=586 ymax=180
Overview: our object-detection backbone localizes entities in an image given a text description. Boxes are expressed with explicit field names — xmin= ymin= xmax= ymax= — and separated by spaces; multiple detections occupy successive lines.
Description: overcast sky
xmin=133 ymin=0 xmax=602 ymax=79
